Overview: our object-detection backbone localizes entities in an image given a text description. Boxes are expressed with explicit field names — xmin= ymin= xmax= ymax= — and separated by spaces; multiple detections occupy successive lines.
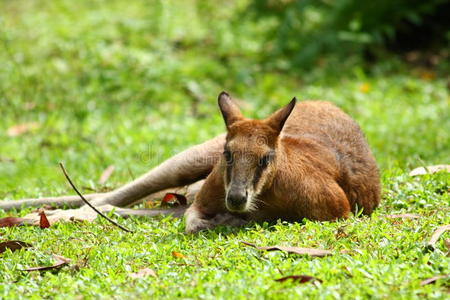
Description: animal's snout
xmin=226 ymin=189 xmax=247 ymax=212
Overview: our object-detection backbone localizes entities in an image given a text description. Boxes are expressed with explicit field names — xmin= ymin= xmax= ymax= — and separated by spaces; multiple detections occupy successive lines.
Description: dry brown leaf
xmin=22 ymin=254 xmax=71 ymax=272
xmin=420 ymin=274 xmax=449 ymax=286
xmin=428 ymin=225 xmax=450 ymax=249
xmin=0 ymin=241 xmax=32 ymax=254
xmin=359 ymin=83 xmax=371 ymax=93
xmin=24 ymin=102 xmax=36 ymax=110
xmin=129 ymin=268 xmax=157 ymax=279
xmin=39 ymin=210 xmax=51 ymax=229
xmin=335 ymin=226 xmax=348 ymax=239
xmin=241 ymin=241 xmax=333 ymax=257
xmin=385 ymin=214 xmax=421 ymax=219
xmin=275 ymin=275 xmax=322 ymax=284
xmin=342 ymin=266 xmax=353 ymax=278
xmin=98 ymin=165 xmax=115 ymax=185
xmin=444 ymin=239 xmax=450 ymax=251
xmin=7 ymin=122 xmax=40 ymax=137
xmin=162 ymin=193 xmax=187 ymax=206
xmin=0 ymin=156 xmax=15 ymax=163
xmin=0 ymin=216 xmax=27 ymax=227
xmin=409 ymin=165 xmax=450 ymax=176
xmin=172 ymin=251 xmax=186 ymax=259
xmin=420 ymin=70 xmax=435 ymax=81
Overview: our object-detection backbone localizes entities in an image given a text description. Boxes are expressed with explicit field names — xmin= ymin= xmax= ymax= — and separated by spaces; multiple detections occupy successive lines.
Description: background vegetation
xmin=0 ymin=0 xmax=448 ymax=299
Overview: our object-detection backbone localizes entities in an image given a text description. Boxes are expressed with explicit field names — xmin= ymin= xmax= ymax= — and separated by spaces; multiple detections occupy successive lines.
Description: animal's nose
xmin=226 ymin=189 xmax=247 ymax=211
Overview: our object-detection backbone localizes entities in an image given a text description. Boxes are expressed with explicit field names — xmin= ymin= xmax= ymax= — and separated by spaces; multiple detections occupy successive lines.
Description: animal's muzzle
xmin=226 ymin=189 xmax=247 ymax=212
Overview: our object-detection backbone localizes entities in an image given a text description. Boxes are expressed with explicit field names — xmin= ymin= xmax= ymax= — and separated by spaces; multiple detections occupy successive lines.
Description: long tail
xmin=0 ymin=193 xmax=102 ymax=211
xmin=0 ymin=134 xmax=222 ymax=212
xmin=0 ymin=181 xmax=203 ymax=212
xmin=113 ymin=206 xmax=188 ymax=218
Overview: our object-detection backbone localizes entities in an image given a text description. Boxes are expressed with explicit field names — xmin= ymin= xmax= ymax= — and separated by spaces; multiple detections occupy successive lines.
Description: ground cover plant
xmin=0 ymin=0 xmax=449 ymax=299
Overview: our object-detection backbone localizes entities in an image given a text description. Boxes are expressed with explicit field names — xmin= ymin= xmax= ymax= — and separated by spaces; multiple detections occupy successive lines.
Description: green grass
xmin=0 ymin=0 xmax=449 ymax=299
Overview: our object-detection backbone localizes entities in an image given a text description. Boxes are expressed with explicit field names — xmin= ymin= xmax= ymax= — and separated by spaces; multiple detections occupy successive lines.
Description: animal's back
xmin=282 ymin=101 xmax=380 ymax=214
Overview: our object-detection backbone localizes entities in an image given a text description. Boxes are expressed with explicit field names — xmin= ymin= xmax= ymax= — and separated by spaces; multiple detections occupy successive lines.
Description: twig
xmin=427 ymin=224 xmax=450 ymax=249
xmin=59 ymin=162 xmax=133 ymax=233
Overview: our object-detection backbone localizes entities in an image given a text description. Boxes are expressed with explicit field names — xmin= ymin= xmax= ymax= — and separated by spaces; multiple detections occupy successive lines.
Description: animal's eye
xmin=223 ymin=150 xmax=233 ymax=164
xmin=259 ymin=153 xmax=273 ymax=168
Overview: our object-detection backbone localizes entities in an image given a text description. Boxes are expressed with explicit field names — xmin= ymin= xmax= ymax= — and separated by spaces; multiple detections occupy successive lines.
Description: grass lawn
xmin=0 ymin=0 xmax=449 ymax=299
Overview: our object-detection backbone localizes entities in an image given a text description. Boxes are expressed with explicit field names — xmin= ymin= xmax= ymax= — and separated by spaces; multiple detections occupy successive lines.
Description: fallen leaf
xmin=359 ymin=83 xmax=371 ymax=93
xmin=0 ymin=216 xmax=26 ymax=227
xmin=172 ymin=251 xmax=186 ymax=259
xmin=406 ymin=51 xmax=420 ymax=62
xmin=385 ymin=214 xmax=421 ymax=219
xmin=241 ymin=241 xmax=333 ymax=257
xmin=22 ymin=254 xmax=71 ymax=272
xmin=162 ymin=193 xmax=187 ymax=206
xmin=420 ymin=274 xmax=449 ymax=286
xmin=427 ymin=225 xmax=450 ymax=249
xmin=0 ymin=156 xmax=15 ymax=163
xmin=409 ymin=165 xmax=450 ymax=176
xmin=7 ymin=122 xmax=40 ymax=137
xmin=275 ymin=275 xmax=322 ymax=284
xmin=98 ymin=165 xmax=115 ymax=185
xmin=335 ymin=226 xmax=348 ymax=239
xmin=0 ymin=241 xmax=32 ymax=254
xmin=342 ymin=266 xmax=353 ymax=278
xmin=39 ymin=210 xmax=50 ymax=229
xmin=129 ymin=268 xmax=157 ymax=278
xmin=420 ymin=70 xmax=435 ymax=81
xmin=24 ymin=102 xmax=36 ymax=110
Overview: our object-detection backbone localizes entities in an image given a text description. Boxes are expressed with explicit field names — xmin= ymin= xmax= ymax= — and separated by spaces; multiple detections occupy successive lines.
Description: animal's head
xmin=218 ymin=91 xmax=296 ymax=213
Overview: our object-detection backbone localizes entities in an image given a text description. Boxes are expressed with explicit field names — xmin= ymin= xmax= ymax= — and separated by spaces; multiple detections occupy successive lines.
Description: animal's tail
xmin=0 ymin=194 xmax=101 ymax=211
xmin=113 ymin=206 xmax=188 ymax=218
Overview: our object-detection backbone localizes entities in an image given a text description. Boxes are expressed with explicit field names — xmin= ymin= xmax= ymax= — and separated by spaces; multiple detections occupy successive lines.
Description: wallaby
xmin=0 ymin=92 xmax=380 ymax=233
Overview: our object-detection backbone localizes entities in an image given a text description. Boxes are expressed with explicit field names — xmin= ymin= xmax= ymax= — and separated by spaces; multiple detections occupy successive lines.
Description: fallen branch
xmin=420 ymin=274 xmax=450 ymax=286
xmin=59 ymin=162 xmax=133 ymax=233
xmin=0 ymin=240 xmax=32 ymax=254
xmin=22 ymin=254 xmax=71 ymax=272
xmin=385 ymin=213 xmax=420 ymax=219
xmin=427 ymin=224 xmax=450 ymax=250
xmin=241 ymin=241 xmax=333 ymax=257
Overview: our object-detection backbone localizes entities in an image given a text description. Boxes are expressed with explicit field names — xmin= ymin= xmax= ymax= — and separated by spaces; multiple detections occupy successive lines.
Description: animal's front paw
xmin=184 ymin=207 xmax=214 ymax=233
xmin=185 ymin=217 xmax=214 ymax=233
xmin=184 ymin=207 xmax=248 ymax=233
xmin=210 ymin=213 xmax=247 ymax=227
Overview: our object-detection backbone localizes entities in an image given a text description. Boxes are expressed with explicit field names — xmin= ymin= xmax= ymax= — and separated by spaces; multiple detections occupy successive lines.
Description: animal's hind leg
xmin=22 ymin=134 xmax=225 ymax=222
xmin=90 ymin=133 xmax=225 ymax=207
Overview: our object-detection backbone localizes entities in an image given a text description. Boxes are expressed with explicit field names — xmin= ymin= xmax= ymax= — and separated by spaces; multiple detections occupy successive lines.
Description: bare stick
xmin=427 ymin=224 xmax=450 ymax=249
xmin=59 ymin=162 xmax=133 ymax=233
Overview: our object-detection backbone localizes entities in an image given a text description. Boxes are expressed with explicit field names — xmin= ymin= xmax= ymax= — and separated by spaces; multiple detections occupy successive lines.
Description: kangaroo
xmin=184 ymin=92 xmax=380 ymax=232
xmin=0 ymin=92 xmax=380 ymax=233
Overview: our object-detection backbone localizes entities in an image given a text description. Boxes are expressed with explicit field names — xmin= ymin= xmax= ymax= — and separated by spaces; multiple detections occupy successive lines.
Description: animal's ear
xmin=266 ymin=97 xmax=296 ymax=133
xmin=218 ymin=91 xmax=244 ymax=129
